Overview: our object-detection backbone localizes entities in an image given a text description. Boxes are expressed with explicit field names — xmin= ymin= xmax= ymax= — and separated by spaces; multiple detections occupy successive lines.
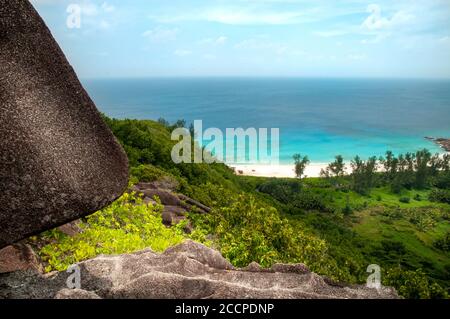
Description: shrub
xmin=433 ymin=172 xmax=450 ymax=189
xmin=257 ymin=179 xmax=302 ymax=204
xmin=370 ymin=240 xmax=406 ymax=263
xmin=292 ymin=190 xmax=329 ymax=212
xmin=190 ymin=192 xmax=328 ymax=269
xmin=429 ymin=189 xmax=450 ymax=204
xmin=381 ymin=207 xmax=403 ymax=220
xmin=433 ymin=232 xmax=450 ymax=252
xmin=407 ymin=208 xmax=436 ymax=231
xmin=39 ymin=192 xmax=187 ymax=272
xmin=381 ymin=240 xmax=406 ymax=256
xmin=384 ymin=267 xmax=448 ymax=299
xmin=130 ymin=164 xmax=166 ymax=182
xmin=399 ymin=197 xmax=410 ymax=204
xmin=342 ymin=204 xmax=352 ymax=215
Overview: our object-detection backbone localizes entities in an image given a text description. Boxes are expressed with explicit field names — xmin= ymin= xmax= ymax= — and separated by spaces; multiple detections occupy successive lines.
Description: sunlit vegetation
xmin=35 ymin=116 xmax=449 ymax=299
xmin=39 ymin=192 xmax=187 ymax=272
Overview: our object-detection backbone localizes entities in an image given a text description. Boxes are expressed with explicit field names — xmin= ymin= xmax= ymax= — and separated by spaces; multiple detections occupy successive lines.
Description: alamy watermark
xmin=66 ymin=264 xmax=81 ymax=289
xmin=366 ymin=264 xmax=381 ymax=290
xmin=66 ymin=4 xmax=81 ymax=29
xmin=171 ymin=120 xmax=280 ymax=165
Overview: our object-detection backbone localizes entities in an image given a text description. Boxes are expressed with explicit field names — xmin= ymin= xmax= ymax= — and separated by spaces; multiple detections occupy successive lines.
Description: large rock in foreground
xmin=0 ymin=241 xmax=398 ymax=299
xmin=0 ymin=0 xmax=129 ymax=248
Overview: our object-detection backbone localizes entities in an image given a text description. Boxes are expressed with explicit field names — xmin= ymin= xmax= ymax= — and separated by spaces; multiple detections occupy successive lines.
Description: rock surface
xmin=425 ymin=137 xmax=450 ymax=152
xmin=0 ymin=0 xmax=129 ymax=248
xmin=131 ymin=182 xmax=211 ymax=230
xmin=0 ymin=241 xmax=398 ymax=299
xmin=0 ymin=243 xmax=43 ymax=274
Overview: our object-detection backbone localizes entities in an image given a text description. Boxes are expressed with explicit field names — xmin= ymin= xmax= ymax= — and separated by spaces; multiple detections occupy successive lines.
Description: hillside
xmin=1 ymin=0 xmax=448 ymax=301
xmin=30 ymin=117 xmax=450 ymax=299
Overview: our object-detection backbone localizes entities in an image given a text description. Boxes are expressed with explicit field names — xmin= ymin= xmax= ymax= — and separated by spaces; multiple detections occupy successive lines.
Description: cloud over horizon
xmin=31 ymin=0 xmax=450 ymax=78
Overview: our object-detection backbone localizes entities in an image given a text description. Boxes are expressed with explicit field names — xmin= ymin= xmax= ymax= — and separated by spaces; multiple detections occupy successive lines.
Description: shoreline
xmin=229 ymin=163 xmax=350 ymax=178
xmin=229 ymin=139 xmax=450 ymax=178
xmin=229 ymin=150 xmax=449 ymax=178
xmin=425 ymin=137 xmax=450 ymax=152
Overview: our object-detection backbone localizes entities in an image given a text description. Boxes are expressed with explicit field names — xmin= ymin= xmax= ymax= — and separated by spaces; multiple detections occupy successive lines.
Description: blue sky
xmin=31 ymin=0 xmax=450 ymax=78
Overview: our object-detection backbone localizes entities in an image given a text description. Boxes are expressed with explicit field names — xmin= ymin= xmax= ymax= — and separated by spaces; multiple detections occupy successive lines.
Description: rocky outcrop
xmin=0 ymin=241 xmax=398 ymax=299
xmin=0 ymin=0 xmax=129 ymax=248
xmin=131 ymin=182 xmax=210 ymax=229
xmin=425 ymin=137 xmax=450 ymax=152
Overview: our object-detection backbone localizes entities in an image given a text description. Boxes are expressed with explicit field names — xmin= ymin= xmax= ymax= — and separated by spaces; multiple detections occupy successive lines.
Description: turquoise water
xmin=83 ymin=78 xmax=450 ymax=164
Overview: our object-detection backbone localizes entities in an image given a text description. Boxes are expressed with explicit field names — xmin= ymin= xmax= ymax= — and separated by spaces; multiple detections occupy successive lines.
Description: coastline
xmin=230 ymin=163 xmax=352 ymax=178
xmin=230 ymin=138 xmax=450 ymax=178
xmin=230 ymin=150 xmax=449 ymax=179
xmin=425 ymin=137 xmax=450 ymax=152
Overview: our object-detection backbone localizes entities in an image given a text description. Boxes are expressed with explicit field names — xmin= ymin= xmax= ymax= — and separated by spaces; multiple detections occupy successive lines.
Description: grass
xmin=246 ymin=174 xmax=450 ymax=291
xmin=352 ymin=202 xmax=450 ymax=285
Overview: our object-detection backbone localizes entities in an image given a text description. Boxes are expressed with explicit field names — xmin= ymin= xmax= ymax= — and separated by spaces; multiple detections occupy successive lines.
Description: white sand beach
xmin=230 ymin=163 xmax=352 ymax=178
xmin=230 ymin=150 xmax=449 ymax=178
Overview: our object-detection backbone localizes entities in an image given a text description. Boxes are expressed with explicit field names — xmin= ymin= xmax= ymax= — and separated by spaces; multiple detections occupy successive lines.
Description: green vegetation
xmin=38 ymin=192 xmax=187 ymax=272
xmin=189 ymin=190 xmax=330 ymax=271
xmin=429 ymin=189 xmax=450 ymax=204
xmin=35 ymin=116 xmax=450 ymax=299
xmin=320 ymin=155 xmax=346 ymax=178
xmin=350 ymin=156 xmax=378 ymax=195
xmin=293 ymin=154 xmax=310 ymax=179
xmin=433 ymin=231 xmax=450 ymax=252
xmin=384 ymin=267 xmax=447 ymax=299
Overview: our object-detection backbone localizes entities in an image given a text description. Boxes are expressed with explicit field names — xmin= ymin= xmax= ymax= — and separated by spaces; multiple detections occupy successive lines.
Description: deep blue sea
xmin=82 ymin=78 xmax=450 ymax=164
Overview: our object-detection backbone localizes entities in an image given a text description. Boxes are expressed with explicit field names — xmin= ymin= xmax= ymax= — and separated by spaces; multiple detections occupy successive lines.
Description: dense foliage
xmin=384 ymin=267 xmax=447 ymax=299
xmin=429 ymin=189 xmax=450 ymax=204
xmin=34 ymin=116 xmax=449 ymax=299
xmin=38 ymin=192 xmax=187 ymax=272
xmin=190 ymin=190 xmax=329 ymax=270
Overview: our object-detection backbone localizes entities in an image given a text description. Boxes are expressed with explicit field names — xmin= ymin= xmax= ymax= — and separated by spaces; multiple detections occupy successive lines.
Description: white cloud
xmin=51 ymin=0 xmax=118 ymax=32
xmin=81 ymin=1 xmax=119 ymax=31
xmin=101 ymin=2 xmax=115 ymax=13
xmin=200 ymin=36 xmax=228 ymax=45
xmin=150 ymin=6 xmax=323 ymax=25
xmin=99 ymin=20 xmax=111 ymax=30
xmin=203 ymin=54 xmax=217 ymax=60
xmin=235 ymin=38 xmax=288 ymax=55
xmin=362 ymin=4 xmax=414 ymax=31
xmin=215 ymin=36 xmax=228 ymax=45
xmin=174 ymin=49 xmax=192 ymax=57
xmin=142 ymin=27 xmax=179 ymax=42
xmin=314 ymin=4 xmax=416 ymax=44
xmin=348 ymin=53 xmax=367 ymax=61
xmin=361 ymin=33 xmax=390 ymax=44
xmin=362 ymin=4 xmax=387 ymax=30
xmin=234 ymin=37 xmax=308 ymax=57
xmin=313 ymin=30 xmax=349 ymax=38
xmin=203 ymin=9 xmax=305 ymax=25
xmin=80 ymin=2 xmax=98 ymax=16
xmin=438 ymin=36 xmax=450 ymax=45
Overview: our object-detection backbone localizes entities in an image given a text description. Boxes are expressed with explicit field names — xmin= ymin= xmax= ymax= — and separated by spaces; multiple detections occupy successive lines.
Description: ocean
xmin=82 ymin=78 xmax=450 ymax=164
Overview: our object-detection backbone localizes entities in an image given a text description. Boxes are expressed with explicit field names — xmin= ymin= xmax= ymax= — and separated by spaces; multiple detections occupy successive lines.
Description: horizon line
xmin=80 ymin=75 xmax=450 ymax=81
